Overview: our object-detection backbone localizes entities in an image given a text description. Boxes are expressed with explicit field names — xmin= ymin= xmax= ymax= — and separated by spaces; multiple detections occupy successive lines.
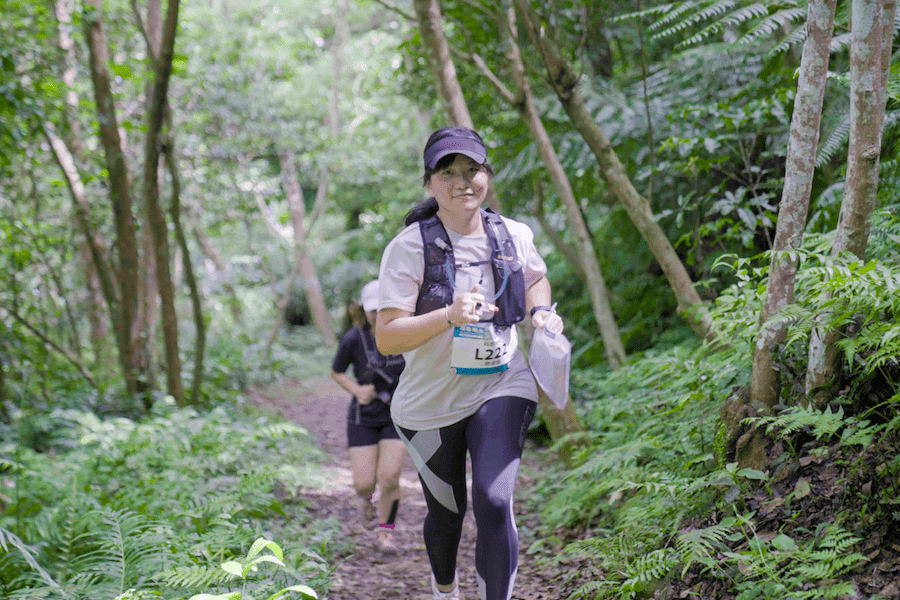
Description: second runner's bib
xmin=451 ymin=323 xmax=513 ymax=375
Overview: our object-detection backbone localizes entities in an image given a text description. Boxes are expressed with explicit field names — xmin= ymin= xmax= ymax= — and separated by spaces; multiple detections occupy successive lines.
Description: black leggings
xmin=396 ymin=396 xmax=536 ymax=600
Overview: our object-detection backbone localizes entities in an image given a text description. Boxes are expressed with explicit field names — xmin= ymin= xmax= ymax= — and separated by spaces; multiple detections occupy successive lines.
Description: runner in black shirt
xmin=331 ymin=280 xmax=406 ymax=553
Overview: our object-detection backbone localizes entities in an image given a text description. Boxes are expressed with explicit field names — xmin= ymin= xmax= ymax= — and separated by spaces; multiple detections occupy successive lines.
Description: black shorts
xmin=347 ymin=419 xmax=401 ymax=448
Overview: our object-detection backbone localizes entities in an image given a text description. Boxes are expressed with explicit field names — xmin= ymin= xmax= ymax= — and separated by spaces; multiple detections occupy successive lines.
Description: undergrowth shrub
xmin=0 ymin=397 xmax=335 ymax=599
xmin=525 ymin=235 xmax=900 ymax=598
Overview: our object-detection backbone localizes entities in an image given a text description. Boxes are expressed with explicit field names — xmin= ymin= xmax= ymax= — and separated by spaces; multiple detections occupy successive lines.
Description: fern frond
xmin=829 ymin=32 xmax=852 ymax=53
xmin=655 ymin=0 xmax=740 ymax=42
xmin=70 ymin=509 xmax=169 ymax=595
xmin=611 ymin=3 xmax=676 ymax=24
xmin=816 ymin=111 xmax=850 ymax=167
xmin=567 ymin=578 xmax=614 ymax=600
xmin=621 ymin=548 xmax=678 ymax=590
xmin=649 ymin=1 xmax=702 ymax=34
xmin=0 ymin=528 xmax=59 ymax=589
xmin=739 ymin=7 xmax=806 ymax=46
xmin=676 ymin=520 xmax=733 ymax=563
xmin=766 ymin=22 xmax=807 ymax=56
xmin=155 ymin=565 xmax=224 ymax=589
xmin=679 ymin=2 xmax=773 ymax=49
xmin=257 ymin=422 xmax=310 ymax=439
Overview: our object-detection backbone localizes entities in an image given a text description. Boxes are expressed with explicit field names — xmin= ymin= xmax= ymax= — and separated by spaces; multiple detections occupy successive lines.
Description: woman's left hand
xmin=532 ymin=309 xmax=564 ymax=334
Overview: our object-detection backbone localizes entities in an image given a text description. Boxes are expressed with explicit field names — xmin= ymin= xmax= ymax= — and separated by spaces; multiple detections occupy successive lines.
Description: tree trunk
xmin=412 ymin=0 xmax=474 ymax=128
xmin=131 ymin=0 xmax=164 ymax=397
xmin=274 ymin=149 xmax=336 ymax=347
xmin=412 ymin=0 xmax=501 ymax=212
xmin=141 ymin=0 xmax=183 ymax=404
xmin=512 ymin=0 xmax=717 ymax=344
xmin=83 ymin=0 xmax=141 ymax=395
xmin=536 ymin=387 xmax=588 ymax=468
xmin=165 ymin=138 xmax=205 ymax=407
xmin=805 ymin=0 xmax=891 ymax=406
xmin=53 ymin=0 xmax=109 ymax=353
xmin=474 ymin=7 xmax=626 ymax=369
xmin=751 ymin=0 xmax=837 ymax=411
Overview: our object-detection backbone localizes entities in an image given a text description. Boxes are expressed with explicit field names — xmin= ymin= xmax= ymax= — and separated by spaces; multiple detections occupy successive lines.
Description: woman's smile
xmin=426 ymin=154 xmax=489 ymax=231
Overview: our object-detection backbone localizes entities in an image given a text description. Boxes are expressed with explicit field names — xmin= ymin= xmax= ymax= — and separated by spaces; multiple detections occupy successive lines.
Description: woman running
xmin=331 ymin=280 xmax=407 ymax=553
xmin=375 ymin=127 xmax=564 ymax=600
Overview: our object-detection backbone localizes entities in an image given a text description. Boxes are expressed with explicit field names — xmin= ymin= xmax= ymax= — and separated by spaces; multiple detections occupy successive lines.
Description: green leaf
xmin=221 ymin=560 xmax=244 ymax=577
xmin=737 ymin=207 xmax=756 ymax=229
xmin=248 ymin=537 xmax=283 ymax=560
xmin=266 ymin=585 xmax=318 ymax=600
xmin=111 ymin=63 xmax=132 ymax=79
xmin=190 ymin=594 xmax=242 ymax=600
xmin=770 ymin=533 xmax=798 ymax=551
xmin=245 ymin=554 xmax=285 ymax=575
xmin=736 ymin=468 xmax=767 ymax=480
xmin=859 ymin=260 xmax=877 ymax=275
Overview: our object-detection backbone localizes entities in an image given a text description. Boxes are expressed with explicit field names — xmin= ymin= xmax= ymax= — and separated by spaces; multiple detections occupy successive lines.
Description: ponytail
xmin=404 ymin=197 xmax=439 ymax=226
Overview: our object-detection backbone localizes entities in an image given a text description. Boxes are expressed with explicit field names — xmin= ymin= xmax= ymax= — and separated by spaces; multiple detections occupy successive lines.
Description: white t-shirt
xmin=378 ymin=215 xmax=547 ymax=430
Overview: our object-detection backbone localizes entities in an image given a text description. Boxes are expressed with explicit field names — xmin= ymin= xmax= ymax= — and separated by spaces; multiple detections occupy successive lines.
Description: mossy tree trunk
xmin=751 ymin=0 xmax=837 ymax=412
xmin=805 ymin=0 xmax=895 ymax=407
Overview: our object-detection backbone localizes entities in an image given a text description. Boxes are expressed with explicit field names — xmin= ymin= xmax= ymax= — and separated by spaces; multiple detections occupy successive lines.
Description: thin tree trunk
xmin=272 ymin=149 xmax=336 ymax=347
xmin=473 ymin=7 xmax=626 ymax=369
xmin=805 ymin=0 xmax=890 ymax=406
xmin=512 ymin=0 xmax=716 ymax=344
xmin=83 ymin=0 xmax=141 ymax=395
xmin=165 ymin=139 xmax=204 ymax=406
xmin=42 ymin=125 xmax=121 ymax=343
xmin=751 ymin=0 xmax=837 ymax=411
xmin=412 ymin=0 xmax=501 ymax=212
xmin=135 ymin=0 xmax=163 ymax=397
xmin=141 ymin=0 xmax=184 ymax=404
xmin=536 ymin=387 xmax=587 ymax=468
xmin=412 ymin=0 xmax=474 ymax=127
xmin=54 ymin=0 xmax=109 ymax=354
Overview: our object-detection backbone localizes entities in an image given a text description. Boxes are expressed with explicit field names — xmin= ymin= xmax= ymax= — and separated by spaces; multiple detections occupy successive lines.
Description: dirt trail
xmin=252 ymin=376 xmax=568 ymax=600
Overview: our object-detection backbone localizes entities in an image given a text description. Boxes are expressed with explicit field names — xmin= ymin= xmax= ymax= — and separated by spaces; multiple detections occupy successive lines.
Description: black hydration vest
xmin=414 ymin=208 xmax=525 ymax=328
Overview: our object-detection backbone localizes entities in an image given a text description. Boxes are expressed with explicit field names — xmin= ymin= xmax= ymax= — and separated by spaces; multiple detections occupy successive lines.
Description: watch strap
xmin=530 ymin=305 xmax=553 ymax=317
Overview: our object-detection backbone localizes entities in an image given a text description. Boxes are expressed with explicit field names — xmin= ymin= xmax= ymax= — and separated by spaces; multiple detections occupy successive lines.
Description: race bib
xmin=451 ymin=323 xmax=512 ymax=375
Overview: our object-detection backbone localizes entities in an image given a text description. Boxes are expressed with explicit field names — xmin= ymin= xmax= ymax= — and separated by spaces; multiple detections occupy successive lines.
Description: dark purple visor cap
xmin=424 ymin=136 xmax=487 ymax=169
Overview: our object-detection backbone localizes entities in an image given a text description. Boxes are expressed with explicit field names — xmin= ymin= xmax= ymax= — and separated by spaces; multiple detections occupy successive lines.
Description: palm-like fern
xmin=68 ymin=509 xmax=170 ymax=597
xmin=0 ymin=527 xmax=59 ymax=591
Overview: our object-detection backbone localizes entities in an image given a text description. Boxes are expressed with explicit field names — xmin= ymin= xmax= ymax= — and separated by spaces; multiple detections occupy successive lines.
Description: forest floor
xmin=250 ymin=376 xmax=572 ymax=600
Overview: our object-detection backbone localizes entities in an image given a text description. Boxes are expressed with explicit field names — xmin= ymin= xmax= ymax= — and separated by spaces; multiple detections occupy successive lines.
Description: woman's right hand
xmin=447 ymin=285 xmax=498 ymax=326
xmin=355 ymin=384 xmax=377 ymax=405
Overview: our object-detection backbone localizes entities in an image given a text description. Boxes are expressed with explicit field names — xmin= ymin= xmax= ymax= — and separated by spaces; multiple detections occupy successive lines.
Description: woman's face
xmin=365 ymin=310 xmax=377 ymax=328
xmin=426 ymin=154 xmax=489 ymax=219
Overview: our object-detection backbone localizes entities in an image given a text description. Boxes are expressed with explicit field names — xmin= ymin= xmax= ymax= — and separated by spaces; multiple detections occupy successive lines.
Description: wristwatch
xmin=530 ymin=305 xmax=553 ymax=317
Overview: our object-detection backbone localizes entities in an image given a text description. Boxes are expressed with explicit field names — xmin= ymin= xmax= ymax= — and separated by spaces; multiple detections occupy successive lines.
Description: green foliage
xmin=187 ymin=537 xmax=317 ymax=600
xmin=521 ymin=239 xmax=900 ymax=596
xmin=1 ymin=398 xmax=333 ymax=599
xmin=726 ymin=520 xmax=867 ymax=600
xmin=751 ymin=404 xmax=886 ymax=451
